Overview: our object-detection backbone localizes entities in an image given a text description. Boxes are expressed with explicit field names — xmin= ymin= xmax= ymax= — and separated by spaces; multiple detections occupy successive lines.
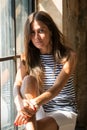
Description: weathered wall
xmin=63 ymin=0 xmax=87 ymax=126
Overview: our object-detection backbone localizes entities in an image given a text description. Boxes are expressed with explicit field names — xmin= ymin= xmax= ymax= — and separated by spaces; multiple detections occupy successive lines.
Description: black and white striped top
xmin=40 ymin=54 xmax=77 ymax=113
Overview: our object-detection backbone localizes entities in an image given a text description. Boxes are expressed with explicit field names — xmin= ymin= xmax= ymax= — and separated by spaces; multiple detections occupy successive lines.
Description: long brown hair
xmin=24 ymin=11 xmax=71 ymax=89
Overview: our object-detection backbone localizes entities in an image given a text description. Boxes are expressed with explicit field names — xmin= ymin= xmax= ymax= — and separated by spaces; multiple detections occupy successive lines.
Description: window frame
xmin=0 ymin=0 xmax=36 ymax=129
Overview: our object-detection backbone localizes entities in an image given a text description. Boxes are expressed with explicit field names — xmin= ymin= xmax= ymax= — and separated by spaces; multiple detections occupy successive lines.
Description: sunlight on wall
xmin=53 ymin=0 xmax=62 ymax=15
xmin=38 ymin=0 xmax=63 ymax=32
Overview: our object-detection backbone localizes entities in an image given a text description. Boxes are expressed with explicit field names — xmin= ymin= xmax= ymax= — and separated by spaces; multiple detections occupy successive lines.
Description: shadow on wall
xmin=63 ymin=0 xmax=87 ymax=127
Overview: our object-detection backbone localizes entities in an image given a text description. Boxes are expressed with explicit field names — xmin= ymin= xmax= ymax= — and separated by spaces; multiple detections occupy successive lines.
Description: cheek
xmin=41 ymin=33 xmax=50 ymax=40
xmin=45 ymin=34 xmax=51 ymax=42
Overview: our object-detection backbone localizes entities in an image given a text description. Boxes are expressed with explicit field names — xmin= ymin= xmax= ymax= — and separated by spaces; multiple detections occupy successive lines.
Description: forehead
xmin=31 ymin=20 xmax=47 ymax=30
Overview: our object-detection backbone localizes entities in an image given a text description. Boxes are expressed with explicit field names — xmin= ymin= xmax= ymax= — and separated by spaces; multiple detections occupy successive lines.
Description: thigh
xmin=37 ymin=116 xmax=58 ymax=130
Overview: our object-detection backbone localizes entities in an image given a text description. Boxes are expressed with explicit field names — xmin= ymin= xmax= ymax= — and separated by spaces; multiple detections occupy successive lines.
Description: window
xmin=0 ymin=0 xmax=36 ymax=129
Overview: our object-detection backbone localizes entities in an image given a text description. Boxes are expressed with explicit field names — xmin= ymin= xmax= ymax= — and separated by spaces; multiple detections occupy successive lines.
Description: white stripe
xmin=40 ymin=54 xmax=77 ymax=113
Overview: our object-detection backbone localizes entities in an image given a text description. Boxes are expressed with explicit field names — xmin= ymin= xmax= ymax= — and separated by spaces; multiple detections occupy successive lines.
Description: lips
xmin=35 ymin=41 xmax=43 ymax=44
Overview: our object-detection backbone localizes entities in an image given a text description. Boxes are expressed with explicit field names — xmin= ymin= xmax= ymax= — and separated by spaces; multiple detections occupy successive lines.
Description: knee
xmin=23 ymin=75 xmax=37 ymax=85
xmin=21 ymin=75 xmax=39 ymax=98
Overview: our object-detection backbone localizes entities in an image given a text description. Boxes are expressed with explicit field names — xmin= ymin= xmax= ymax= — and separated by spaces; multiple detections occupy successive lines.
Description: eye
xmin=31 ymin=31 xmax=35 ymax=35
xmin=39 ymin=29 xmax=44 ymax=33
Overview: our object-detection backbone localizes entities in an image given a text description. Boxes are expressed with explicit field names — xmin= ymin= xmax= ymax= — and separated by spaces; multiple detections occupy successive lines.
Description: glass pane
xmin=15 ymin=0 xmax=29 ymax=55
xmin=0 ymin=0 xmax=15 ymax=58
xmin=1 ymin=60 xmax=15 ymax=130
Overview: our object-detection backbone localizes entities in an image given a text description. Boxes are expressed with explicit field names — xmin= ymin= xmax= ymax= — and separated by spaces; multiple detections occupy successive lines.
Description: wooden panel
xmin=63 ymin=0 xmax=87 ymax=126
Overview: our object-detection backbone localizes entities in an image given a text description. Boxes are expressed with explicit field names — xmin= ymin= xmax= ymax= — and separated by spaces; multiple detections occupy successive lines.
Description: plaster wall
xmin=37 ymin=0 xmax=63 ymax=32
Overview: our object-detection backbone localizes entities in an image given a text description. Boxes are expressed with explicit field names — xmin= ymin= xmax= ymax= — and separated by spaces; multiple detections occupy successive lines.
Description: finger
xmin=23 ymin=119 xmax=29 ymax=124
xmin=17 ymin=115 xmax=25 ymax=125
xmin=17 ymin=115 xmax=30 ymax=125
xmin=25 ymin=105 xmax=36 ymax=114
xmin=20 ymin=107 xmax=32 ymax=117
xmin=23 ymin=107 xmax=34 ymax=118
xmin=21 ymin=109 xmax=31 ymax=118
xmin=22 ymin=117 xmax=28 ymax=124
xmin=14 ymin=113 xmax=21 ymax=126
xmin=14 ymin=111 xmax=25 ymax=126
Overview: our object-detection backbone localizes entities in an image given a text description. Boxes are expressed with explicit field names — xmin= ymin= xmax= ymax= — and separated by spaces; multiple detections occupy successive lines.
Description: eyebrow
xmin=31 ymin=26 xmax=46 ymax=31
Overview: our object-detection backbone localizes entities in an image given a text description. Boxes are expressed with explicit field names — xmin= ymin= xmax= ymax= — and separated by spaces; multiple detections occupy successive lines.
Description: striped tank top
xmin=40 ymin=54 xmax=77 ymax=113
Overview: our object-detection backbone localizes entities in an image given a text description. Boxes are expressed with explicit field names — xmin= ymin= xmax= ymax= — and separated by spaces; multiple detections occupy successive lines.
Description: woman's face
xmin=30 ymin=20 xmax=52 ymax=54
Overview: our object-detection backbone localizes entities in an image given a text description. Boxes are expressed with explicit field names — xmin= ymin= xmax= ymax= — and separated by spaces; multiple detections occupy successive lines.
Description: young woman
xmin=13 ymin=11 xmax=77 ymax=130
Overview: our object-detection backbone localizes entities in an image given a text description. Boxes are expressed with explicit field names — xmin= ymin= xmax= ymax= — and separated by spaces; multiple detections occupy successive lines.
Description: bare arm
xmin=34 ymin=51 xmax=77 ymax=106
xmin=13 ymin=54 xmax=27 ymax=111
xmin=13 ymin=51 xmax=77 ymax=126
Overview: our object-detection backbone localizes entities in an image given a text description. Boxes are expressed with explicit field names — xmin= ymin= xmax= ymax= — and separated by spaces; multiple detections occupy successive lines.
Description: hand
xmin=14 ymin=110 xmax=29 ymax=126
xmin=14 ymin=99 xmax=36 ymax=126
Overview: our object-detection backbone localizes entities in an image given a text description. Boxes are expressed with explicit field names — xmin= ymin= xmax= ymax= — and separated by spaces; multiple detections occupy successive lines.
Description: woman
xmin=13 ymin=11 xmax=77 ymax=130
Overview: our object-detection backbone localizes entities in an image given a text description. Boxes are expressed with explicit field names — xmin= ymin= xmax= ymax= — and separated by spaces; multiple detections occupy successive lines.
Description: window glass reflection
xmin=0 ymin=0 xmax=15 ymax=58
xmin=1 ymin=60 xmax=15 ymax=129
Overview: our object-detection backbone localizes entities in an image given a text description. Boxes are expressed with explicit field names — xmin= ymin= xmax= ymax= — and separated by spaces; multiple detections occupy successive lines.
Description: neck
xmin=40 ymin=45 xmax=52 ymax=54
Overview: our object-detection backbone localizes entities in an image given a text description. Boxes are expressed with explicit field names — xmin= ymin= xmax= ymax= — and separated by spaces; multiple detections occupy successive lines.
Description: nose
xmin=35 ymin=32 xmax=39 ymax=39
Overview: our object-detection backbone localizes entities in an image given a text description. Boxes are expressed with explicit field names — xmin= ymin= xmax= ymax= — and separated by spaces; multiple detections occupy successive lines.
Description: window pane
xmin=15 ymin=0 xmax=29 ymax=55
xmin=0 ymin=0 xmax=33 ymax=130
xmin=0 ymin=0 xmax=15 ymax=58
xmin=1 ymin=60 xmax=15 ymax=130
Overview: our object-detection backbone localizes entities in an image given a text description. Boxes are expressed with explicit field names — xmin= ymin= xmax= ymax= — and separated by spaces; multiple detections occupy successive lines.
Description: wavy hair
xmin=24 ymin=11 xmax=71 ymax=90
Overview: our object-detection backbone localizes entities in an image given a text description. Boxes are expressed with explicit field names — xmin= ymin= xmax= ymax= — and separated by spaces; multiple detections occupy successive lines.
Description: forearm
xmin=34 ymin=83 xmax=63 ymax=106
xmin=13 ymin=84 xmax=23 ymax=111
xmin=34 ymin=69 xmax=73 ymax=107
xmin=34 ymin=52 xmax=76 ymax=107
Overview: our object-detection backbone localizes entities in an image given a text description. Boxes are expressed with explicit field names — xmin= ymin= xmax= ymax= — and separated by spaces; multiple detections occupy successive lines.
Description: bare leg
xmin=20 ymin=75 xmax=39 ymax=130
xmin=20 ymin=75 xmax=59 ymax=130
xmin=37 ymin=117 xmax=59 ymax=130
